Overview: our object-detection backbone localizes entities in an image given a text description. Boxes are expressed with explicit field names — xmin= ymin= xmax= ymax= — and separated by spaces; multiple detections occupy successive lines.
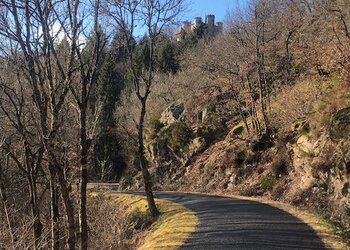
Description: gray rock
xmin=225 ymin=168 xmax=233 ymax=176
xmin=160 ymin=101 xmax=184 ymax=125
xmin=227 ymin=183 xmax=234 ymax=190
xmin=188 ymin=137 xmax=206 ymax=156
xmin=229 ymin=175 xmax=235 ymax=183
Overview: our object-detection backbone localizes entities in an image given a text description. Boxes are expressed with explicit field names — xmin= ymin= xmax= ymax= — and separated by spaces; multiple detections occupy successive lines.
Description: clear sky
xmin=180 ymin=0 xmax=245 ymax=24
xmin=134 ymin=0 xmax=248 ymax=37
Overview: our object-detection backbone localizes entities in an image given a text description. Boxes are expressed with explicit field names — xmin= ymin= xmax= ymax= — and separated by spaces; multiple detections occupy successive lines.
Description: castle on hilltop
xmin=175 ymin=15 xmax=223 ymax=42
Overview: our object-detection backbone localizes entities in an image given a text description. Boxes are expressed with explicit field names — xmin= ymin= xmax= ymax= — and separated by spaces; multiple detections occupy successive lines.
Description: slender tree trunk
xmin=285 ymin=30 xmax=293 ymax=78
xmin=254 ymin=7 xmax=269 ymax=134
xmin=247 ymin=75 xmax=260 ymax=135
xmin=23 ymin=136 xmax=42 ymax=249
xmin=232 ymin=81 xmax=250 ymax=134
xmin=49 ymin=168 xmax=60 ymax=250
xmin=56 ymin=168 xmax=76 ymax=250
xmin=79 ymin=106 xmax=89 ymax=250
xmin=0 ymin=167 xmax=15 ymax=250
xmin=138 ymin=98 xmax=159 ymax=218
xmin=28 ymin=175 xmax=43 ymax=250
xmin=256 ymin=43 xmax=268 ymax=133
xmin=258 ymin=70 xmax=268 ymax=133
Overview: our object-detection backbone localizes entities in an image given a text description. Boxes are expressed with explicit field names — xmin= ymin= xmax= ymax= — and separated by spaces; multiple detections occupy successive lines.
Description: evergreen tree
xmin=178 ymin=23 xmax=207 ymax=53
xmin=93 ymin=32 xmax=129 ymax=181
xmin=156 ymin=36 xmax=179 ymax=74
xmin=134 ymin=35 xmax=179 ymax=75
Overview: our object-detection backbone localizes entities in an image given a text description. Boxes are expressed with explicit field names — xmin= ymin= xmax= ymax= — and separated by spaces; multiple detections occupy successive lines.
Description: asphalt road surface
xmin=146 ymin=192 xmax=329 ymax=250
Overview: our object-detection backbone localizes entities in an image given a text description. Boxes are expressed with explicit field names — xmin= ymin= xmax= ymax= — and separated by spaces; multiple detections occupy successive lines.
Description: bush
xmin=260 ymin=176 xmax=276 ymax=191
xmin=270 ymin=157 xmax=288 ymax=177
xmin=270 ymin=143 xmax=289 ymax=177
xmin=157 ymin=122 xmax=193 ymax=153
xmin=147 ymin=114 xmax=164 ymax=140
xmin=204 ymin=162 xmax=216 ymax=178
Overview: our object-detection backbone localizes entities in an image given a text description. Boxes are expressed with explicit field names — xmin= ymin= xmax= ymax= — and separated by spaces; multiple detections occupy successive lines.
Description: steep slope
xmin=122 ymin=74 xmax=350 ymax=242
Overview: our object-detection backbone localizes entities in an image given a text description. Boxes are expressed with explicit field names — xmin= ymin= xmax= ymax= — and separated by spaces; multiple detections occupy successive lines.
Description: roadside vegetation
xmin=88 ymin=193 xmax=198 ymax=250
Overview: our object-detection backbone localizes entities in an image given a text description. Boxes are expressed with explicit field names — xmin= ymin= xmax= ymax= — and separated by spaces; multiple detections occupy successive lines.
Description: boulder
xmin=160 ymin=101 xmax=184 ymax=126
xmin=296 ymin=135 xmax=314 ymax=156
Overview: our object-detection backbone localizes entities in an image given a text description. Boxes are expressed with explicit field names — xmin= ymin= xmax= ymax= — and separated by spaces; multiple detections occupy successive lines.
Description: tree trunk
xmin=49 ymin=168 xmax=60 ymax=250
xmin=232 ymin=86 xmax=250 ymax=134
xmin=247 ymin=75 xmax=261 ymax=135
xmin=138 ymin=98 xmax=159 ymax=218
xmin=258 ymin=71 xmax=269 ymax=134
xmin=79 ymin=106 xmax=89 ymax=250
xmin=0 ymin=166 xmax=15 ymax=249
xmin=255 ymin=7 xmax=269 ymax=134
xmin=28 ymin=175 xmax=43 ymax=250
xmin=56 ymin=168 xmax=76 ymax=250
xmin=23 ymin=140 xmax=42 ymax=249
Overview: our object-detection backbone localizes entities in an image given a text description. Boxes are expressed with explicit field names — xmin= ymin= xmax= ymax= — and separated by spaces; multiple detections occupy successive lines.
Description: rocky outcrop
xmin=123 ymin=88 xmax=350 ymax=237
xmin=160 ymin=101 xmax=185 ymax=126
xmin=284 ymin=132 xmax=350 ymax=229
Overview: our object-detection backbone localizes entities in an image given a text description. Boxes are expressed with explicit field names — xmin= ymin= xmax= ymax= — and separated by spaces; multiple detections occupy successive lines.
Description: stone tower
xmin=205 ymin=15 xmax=215 ymax=37
xmin=216 ymin=22 xmax=223 ymax=34
xmin=175 ymin=15 xmax=223 ymax=42
xmin=192 ymin=17 xmax=202 ymax=31
xmin=182 ymin=21 xmax=191 ymax=33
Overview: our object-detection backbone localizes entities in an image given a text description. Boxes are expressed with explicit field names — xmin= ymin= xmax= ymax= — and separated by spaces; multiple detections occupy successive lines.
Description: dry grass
xmin=270 ymin=77 xmax=323 ymax=135
xmin=88 ymin=193 xmax=153 ymax=249
xmin=89 ymin=192 xmax=198 ymax=250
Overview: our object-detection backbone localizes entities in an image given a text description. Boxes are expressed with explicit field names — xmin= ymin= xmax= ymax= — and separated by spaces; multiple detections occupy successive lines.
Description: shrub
xmin=234 ymin=150 xmax=246 ymax=166
xmin=204 ymin=162 xmax=216 ymax=178
xmin=270 ymin=143 xmax=289 ymax=177
xmin=260 ymin=176 xmax=276 ymax=191
xmin=147 ymin=114 xmax=164 ymax=140
xmin=270 ymin=158 xmax=288 ymax=177
xmin=157 ymin=122 xmax=193 ymax=153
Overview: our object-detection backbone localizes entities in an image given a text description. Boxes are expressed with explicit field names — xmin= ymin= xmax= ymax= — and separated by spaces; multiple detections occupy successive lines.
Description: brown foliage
xmin=88 ymin=195 xmax=152 ymax=250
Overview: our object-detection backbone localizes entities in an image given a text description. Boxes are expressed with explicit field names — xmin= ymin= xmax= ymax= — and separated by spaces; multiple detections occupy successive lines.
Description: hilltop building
xmin=176 ymin=15 xmax=223 ymax=42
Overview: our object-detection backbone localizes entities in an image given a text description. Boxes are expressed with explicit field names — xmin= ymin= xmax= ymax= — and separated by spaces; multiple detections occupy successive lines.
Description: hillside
xmin=121 ymin=71 xmax=350 ymax=237
xmin=1 ymin=0 xmax=349 ymax=248
xmin=117 ymin=1 xmax=350 ymax=240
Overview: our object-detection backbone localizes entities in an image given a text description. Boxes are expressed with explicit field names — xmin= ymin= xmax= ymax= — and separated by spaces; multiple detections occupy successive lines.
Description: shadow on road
xmin=133 ymin=192 xmax=329 ymax=250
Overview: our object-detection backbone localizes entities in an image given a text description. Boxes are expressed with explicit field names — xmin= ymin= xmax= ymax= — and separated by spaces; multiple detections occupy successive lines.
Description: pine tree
xmin=156 ymin=36 xmax=179 ymax=74
xmin=93 ymin=32 xmax=128 ymax=181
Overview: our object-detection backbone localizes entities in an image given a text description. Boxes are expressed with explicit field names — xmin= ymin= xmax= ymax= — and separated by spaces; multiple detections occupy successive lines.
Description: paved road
xmin=147 ymin=192 xmax=328 ymax=250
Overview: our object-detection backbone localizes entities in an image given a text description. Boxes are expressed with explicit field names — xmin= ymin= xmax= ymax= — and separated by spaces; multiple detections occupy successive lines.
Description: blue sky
xmin=133 ymin=0 xmax=248 ymax=37
xmin=181 ymin=0 xmax=247 ymax=24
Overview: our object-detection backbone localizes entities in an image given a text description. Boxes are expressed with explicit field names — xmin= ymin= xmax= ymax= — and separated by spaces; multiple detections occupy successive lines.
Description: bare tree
xmin=105 ymin=0 xmax=185 ymax=217
xmin=0 ymin=82 xmax=45 ymax=248
xmin=0 ymin=0 xmax=101 ymax=248
xmin=64 ymin=0 xmax=106 ymax=247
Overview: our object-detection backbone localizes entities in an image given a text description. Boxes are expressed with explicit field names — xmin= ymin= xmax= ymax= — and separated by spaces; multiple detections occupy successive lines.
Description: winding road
xmin=146 ymin=192 xmax=329 ymax=250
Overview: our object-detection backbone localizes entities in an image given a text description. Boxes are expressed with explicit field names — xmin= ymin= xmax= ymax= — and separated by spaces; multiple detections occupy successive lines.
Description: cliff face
xmin=122 ymin=75 xmax=350 ymax=233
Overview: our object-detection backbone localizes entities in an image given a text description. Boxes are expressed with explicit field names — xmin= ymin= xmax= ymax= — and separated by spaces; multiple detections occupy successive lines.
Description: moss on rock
xmin=291 ymin=118 xmax=310 ymax=135
xmin=226 ymin=122 xmax=245 ymax=142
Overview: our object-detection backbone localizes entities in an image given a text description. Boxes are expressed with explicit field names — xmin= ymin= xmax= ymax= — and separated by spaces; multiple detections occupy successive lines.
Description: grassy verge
xmin=90 ymin=192 xmax=198 ymax=250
